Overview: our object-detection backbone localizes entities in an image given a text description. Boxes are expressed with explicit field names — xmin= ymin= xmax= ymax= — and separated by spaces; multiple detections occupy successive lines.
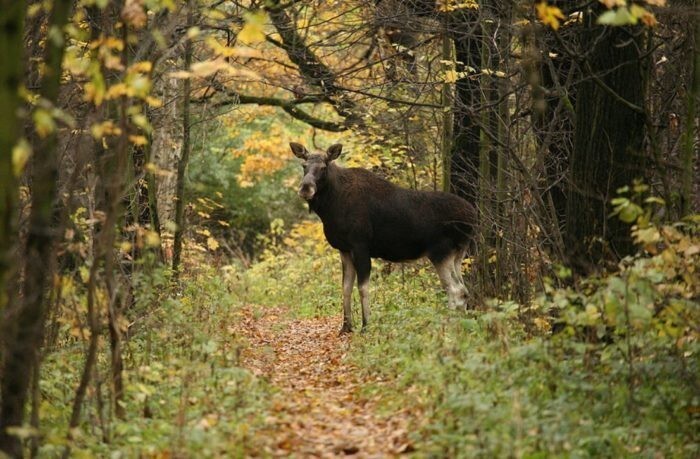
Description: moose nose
xmin=298 ymin=183 xmax=316 ymax=200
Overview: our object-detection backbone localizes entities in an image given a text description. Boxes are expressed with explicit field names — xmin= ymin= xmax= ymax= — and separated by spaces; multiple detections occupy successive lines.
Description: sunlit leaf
xmin=437 ymin=0 xmax=478 ymax=12
xmin=597 ymin=7 xmax=636 ymax=26
xmin=144 ymin=231 xmax=160 ymax=247
xmin=444 ymin=69 xmax=458 ymax=83
xmin=187 ymin=26 xmax=201 ymax=39
xmin=128 ymin=61 xmax=153 ymax=74
xmin=536 ymin=2 xmax=565 ymax=30
xmin=634 ymin=226 xmax=660 ymax=244
xmin=33 ymin=109 xmax=56 ymax=138
xmin=207 ymin=237 xmax=220 ymax=251
xmin=129 ymin=135 xmax=148 ymax=146
xmin=12 ymin=139 xmax=32 ymax=177
xmin=239 ymin=10 xmax=268 ymax=44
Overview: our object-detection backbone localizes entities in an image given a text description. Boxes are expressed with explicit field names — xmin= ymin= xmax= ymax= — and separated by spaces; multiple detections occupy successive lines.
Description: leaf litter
xmin=235 ymin=306 xmax=416 ymax=457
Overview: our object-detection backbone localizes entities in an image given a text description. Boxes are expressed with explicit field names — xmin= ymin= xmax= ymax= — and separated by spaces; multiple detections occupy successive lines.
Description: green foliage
xmin=231 ymin=219 xmax=341 ymax=317
xmin=187 ymin=112 xmax=307 ymax=258
xmin=38 ymin=267 xmax=271 ymax=457
xmin=238 ymin=207 xmax=699 ymax=457
xmin=354 ymin=284 xmax=696 ymax=456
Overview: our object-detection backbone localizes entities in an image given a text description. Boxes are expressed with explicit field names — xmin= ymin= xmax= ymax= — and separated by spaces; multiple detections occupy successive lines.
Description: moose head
xmin=290 ymin=142 xmax=342 ymax=201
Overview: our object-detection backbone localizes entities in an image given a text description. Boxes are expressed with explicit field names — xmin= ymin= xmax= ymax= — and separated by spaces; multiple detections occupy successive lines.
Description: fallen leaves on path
xmin=235 ymin=306 xmax=415 ymax=458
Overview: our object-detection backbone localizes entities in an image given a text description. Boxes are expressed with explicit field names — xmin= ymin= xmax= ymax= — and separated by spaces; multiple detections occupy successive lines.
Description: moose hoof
xmin=339 ymin=323 xmax=353 ymax=334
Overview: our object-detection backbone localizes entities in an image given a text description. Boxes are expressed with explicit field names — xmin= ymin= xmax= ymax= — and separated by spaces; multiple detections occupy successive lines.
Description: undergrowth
xmin=235 ymin=213 xmax=700 ymax=458
xmin=38 ymin=208 xmax=698 ymax=457
xmin=39 ymin=266 xmax=270 ymax=457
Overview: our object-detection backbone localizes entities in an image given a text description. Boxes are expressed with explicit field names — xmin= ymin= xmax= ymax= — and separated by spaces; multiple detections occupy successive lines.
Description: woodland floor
xmin=235 ymin=306 xmax=417 ymax=458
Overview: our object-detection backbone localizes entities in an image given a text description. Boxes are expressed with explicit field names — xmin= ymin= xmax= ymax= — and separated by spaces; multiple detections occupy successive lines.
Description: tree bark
xmin=172 ymin=4 xmax=193 ymax=276
xmin=565 ymin=13 xmax=648 ymax=271
xmin=681 ymin=0 xmax=699 ymax=217
xmin=449 ymin=11 xmax=482 ymax=202
xmin=441 ymin=31 xmax=454 ymax=192
xmin=0 ymin=0 xmax=72 ymax=455
xmin=0 ymin=0 xmax=26 ymax=393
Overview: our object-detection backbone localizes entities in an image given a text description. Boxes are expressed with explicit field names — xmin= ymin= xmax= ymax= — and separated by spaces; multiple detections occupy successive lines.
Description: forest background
xmin=0 ymin=0 xmax=698 ymax=457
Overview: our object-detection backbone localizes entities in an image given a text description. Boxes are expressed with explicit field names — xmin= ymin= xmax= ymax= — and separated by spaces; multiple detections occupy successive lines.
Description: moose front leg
xmin=339 ymin=252 xmax=355 ymax=334
xmin=352 ymin=248 xmax=371 ymax=331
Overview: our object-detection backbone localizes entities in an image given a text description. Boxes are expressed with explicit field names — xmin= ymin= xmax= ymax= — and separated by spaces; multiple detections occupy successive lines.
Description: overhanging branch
xmin=193 ymin=90 xmax=348 ymax=132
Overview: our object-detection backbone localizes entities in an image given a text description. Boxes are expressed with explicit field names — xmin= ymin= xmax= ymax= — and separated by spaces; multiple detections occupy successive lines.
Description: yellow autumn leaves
xmin=231 ymin=128 xmax=290 ymax=188
xmin=597 ymin=1 xmax=660 ymax=27
xmin=536 ymin=2 xmax=566 ymax=30
xmin=238 ymin=10 xmax=268 ymax=44
xmin=536 ymin=0 xmax=665 ymax=30
xmin=168 ymin=9 xmax=267 ymax=81
xmin=436 ymin=0 xmax=478 ymax=12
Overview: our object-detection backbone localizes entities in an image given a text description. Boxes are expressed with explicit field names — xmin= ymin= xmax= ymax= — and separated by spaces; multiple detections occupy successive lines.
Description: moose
xmin=290 ymin=142 xmax=477 ymax=333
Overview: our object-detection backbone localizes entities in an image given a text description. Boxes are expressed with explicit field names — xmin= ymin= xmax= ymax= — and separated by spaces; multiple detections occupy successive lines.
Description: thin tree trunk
xmin=63 ymin=259 xmax=101 ymax=459
xmin=478 ymin=8 xmax=494 ymax=294
xmin=441 ymin=30 xmax=454 ymax=193
xmin=106 ymin=21 xmax=132 ymax=420
xmin=172 ymin=4 xmax=193 ymax=276
xmin=681 ymin=0 xmax=699 ymax=217
xmin=495 ymin=14 xmax=510 ymax=297
xmin=140 ymin=138 xmax=164 ymax=262
xmin=475 ymin=0 xmax=514 ymax=297
xmin=146 ymin=163 xmax=165 ymax=263
xmin=0 ymin=0 xmax=72 ymax=455
xmin=449 ymin=12 xmax=482 ymax=202
xmin=28 ymin=353 xmax=40 ymax=458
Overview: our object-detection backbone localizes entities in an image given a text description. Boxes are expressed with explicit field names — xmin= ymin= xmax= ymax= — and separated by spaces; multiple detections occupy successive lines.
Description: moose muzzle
xmin=298 ymin=181 xmax=316 ymax=201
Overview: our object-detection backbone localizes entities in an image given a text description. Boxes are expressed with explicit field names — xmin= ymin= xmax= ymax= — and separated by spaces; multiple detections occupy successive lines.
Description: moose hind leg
xmin=451 ymin=246 xmax=469 ymax=309
xmin=340 ymin=252 xmax=355 ymax=333
xmin=431 ymin=252 xmax=464 ymax=310
xmin=452 ymin=246 xmax=468 ymax=283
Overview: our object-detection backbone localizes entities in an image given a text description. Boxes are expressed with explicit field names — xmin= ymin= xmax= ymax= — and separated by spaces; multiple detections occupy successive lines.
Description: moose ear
xmin=326 ymin=143 xmax=342 ymax=162
xmin=289 ymin=142 xmax=309 ymax=160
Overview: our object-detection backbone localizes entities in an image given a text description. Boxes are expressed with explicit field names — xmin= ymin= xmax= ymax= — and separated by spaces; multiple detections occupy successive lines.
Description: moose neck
xmin=308 ymin=162 xmax=341 ymax=218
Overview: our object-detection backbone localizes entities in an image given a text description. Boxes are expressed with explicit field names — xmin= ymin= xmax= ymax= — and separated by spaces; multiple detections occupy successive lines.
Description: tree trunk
xmin=0 ymin=0 xmax=26 ymax=390
xmin=172 ymin=4 xmax=193 ymax=275
xmin=441 ymin=31 xmax=454 ymax=192
xmin=449 ymin=11 xmax=482 ymax=202
xmin=0 ymin=0 xmax=72 ymax=455
xmin=565 ymin=13 xmax=648 ymax=271
xmin=142 ymin=139 xmax=165 ymax=262
xmin=681 ymin=0 xmax=699 ymax=217
xmin=151 ymin=75 xmax=183 ymax=251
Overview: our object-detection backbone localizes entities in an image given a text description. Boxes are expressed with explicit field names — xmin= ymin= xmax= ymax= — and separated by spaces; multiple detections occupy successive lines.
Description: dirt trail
xmin=236 ymin=306 xmax=415 ymax=458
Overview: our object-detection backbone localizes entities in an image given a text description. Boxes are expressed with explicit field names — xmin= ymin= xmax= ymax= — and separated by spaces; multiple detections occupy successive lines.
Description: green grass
xmin=36 ymin=220 xmax=699 ymax=458
xmin=355 ymin=296 xmax=698 ymax=458
xmin=38 ymin=268 xmax=272 ymax=458
xmin=236 ymin=237 xmax=699 ymax=458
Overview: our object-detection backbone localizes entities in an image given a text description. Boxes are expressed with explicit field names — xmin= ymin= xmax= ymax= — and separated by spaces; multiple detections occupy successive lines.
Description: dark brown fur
xmin=291 ymin=142 xmax=476 ymax=332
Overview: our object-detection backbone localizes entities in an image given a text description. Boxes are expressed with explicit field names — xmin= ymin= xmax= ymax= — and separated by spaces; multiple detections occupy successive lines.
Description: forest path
xmin=236 ymin=306 xmax=415 ymax=458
